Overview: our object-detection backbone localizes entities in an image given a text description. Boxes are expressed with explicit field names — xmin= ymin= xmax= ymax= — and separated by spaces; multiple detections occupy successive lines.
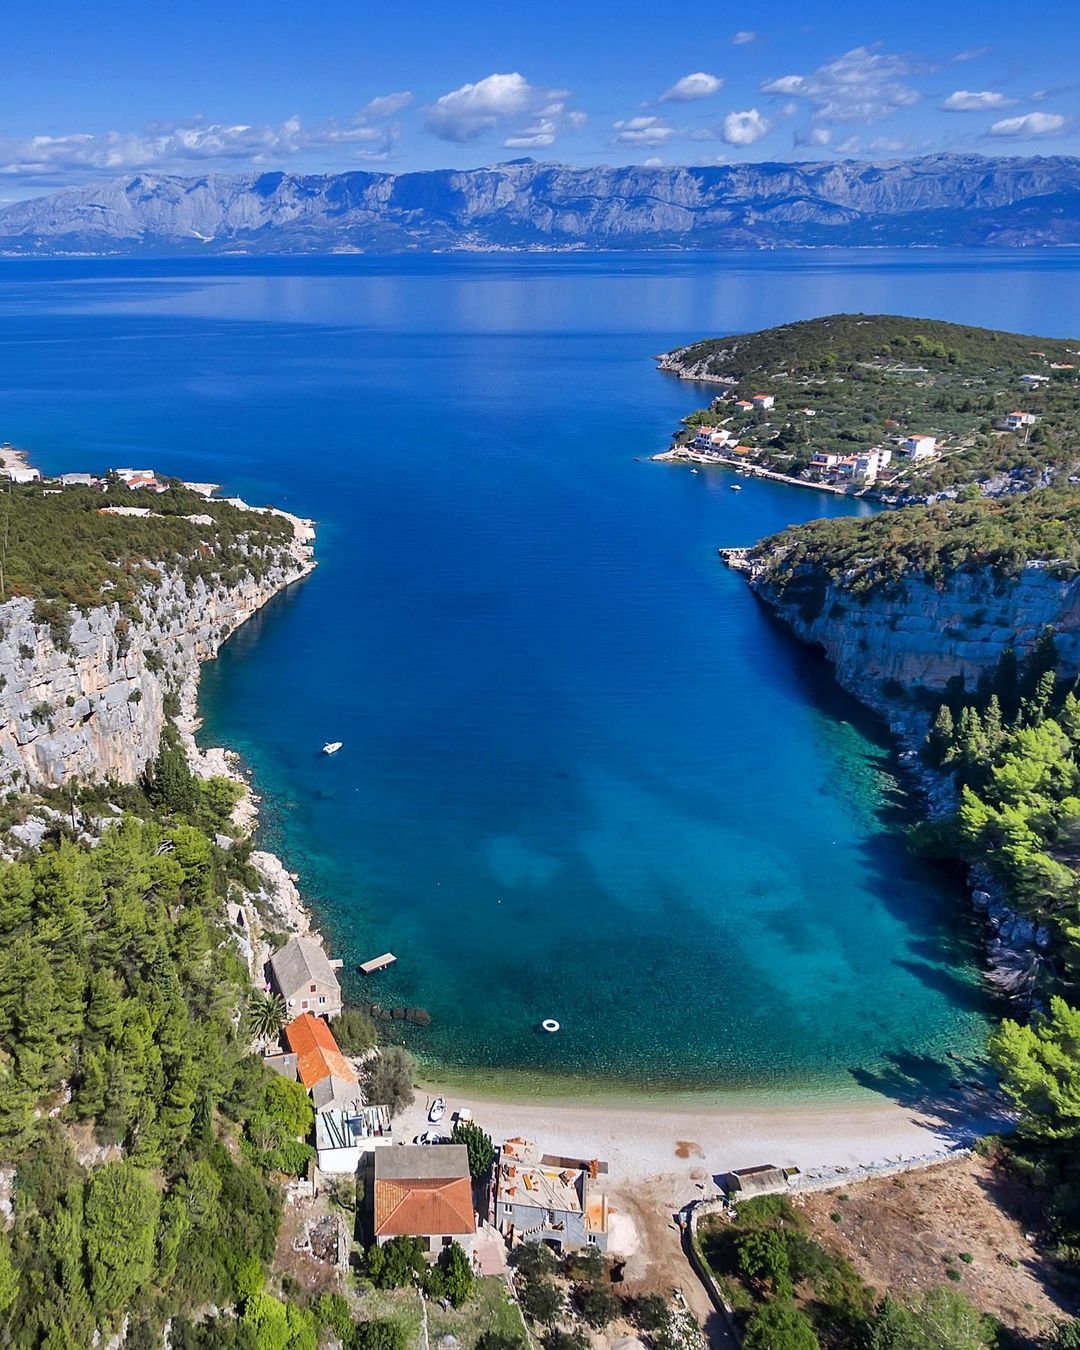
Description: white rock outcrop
xmin=0 ymin=516 xmax=314 ymax=789
xmin=744 ymin=560 xmax=1080 ymax=722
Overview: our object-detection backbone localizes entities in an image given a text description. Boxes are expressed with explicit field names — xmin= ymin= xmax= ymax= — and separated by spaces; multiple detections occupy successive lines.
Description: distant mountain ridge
xmin=3 ymin=153 xmax=1080 ymax=253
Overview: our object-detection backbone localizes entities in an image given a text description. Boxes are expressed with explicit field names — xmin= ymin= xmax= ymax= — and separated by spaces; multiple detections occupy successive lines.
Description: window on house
xmin=441 ymin=1236 xmax=453 ymax=1247
xmin=587 ymin=1235 xmax=598 ymax=1246
xmin=310 ymin=984 xmax=317 ymax=993
xmin=319 ymin=996 xmax=326 ymax=1005
xmin=301 ymin=1000 xmax=309 ymax=1010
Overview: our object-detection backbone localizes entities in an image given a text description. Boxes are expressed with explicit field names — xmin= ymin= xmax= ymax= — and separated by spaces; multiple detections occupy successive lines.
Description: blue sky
xmin=3 ymin=0 xmax=1078 ymax=198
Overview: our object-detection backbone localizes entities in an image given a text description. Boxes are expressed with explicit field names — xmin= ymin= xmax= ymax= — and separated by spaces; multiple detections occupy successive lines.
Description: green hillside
xmin=664 ymin=314 xmax=1080 ymax=499
xmin=747 ymin=485 xmax=1080 ymax=597
xmin=0 ymin=482 xmax=294 ymax=611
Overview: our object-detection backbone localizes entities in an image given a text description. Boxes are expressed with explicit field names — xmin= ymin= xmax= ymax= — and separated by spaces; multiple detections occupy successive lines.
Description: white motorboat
xmin=730 ymin=484 xmax=742 ymax=492
xmin=428 ymin=1096 xmax=447 ymax=1124
xmin=323 ymin=741 xmax=343 ymax=755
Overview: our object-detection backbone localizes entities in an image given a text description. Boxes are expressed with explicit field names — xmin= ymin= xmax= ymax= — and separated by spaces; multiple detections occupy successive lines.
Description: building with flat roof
xmin=316 ymin=1106 xmax=393 ymax=1173
xmin=494 ymin=1138 xmax=609 ymax=1252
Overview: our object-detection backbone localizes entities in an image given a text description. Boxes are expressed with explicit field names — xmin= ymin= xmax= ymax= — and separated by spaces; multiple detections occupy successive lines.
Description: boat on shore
xmin=322 ymin=741 xmax=343 ymax=755
xmin=429 ymin=1096 xmax=447 ymax=1124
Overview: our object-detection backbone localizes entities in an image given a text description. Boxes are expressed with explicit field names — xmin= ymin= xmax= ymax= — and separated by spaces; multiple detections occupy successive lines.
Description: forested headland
xmin=662 ymin=314 xmax=1080 ymax=501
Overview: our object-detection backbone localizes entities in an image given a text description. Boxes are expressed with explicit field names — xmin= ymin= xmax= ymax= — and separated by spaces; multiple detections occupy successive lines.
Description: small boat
xmin=322 ymin=741 xmax=343 ymax=755
xmin=541 ymin=1019 xmax=561 ymax=1034
xmin=730 ymin=484 xmax=742 ymax=492
xmin=429 ymin=1096 xmax=447 ymax=1124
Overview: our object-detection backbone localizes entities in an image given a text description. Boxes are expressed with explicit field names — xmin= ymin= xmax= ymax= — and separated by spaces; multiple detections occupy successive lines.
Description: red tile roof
xmin=374 ymin=1174 xmax=476 ymax=1238
xmin=284 ymin=1013 xmax=357 ymax=1091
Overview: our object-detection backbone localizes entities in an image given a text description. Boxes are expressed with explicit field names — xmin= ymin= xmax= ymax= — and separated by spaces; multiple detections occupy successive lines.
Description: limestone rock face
xmin=0 ymin=519 xmax=314 ymax=789
xmin=744 ymin=560 xmax=1080 ymax=721
xmin=3 ymin=154 xmax=1080 ymax=252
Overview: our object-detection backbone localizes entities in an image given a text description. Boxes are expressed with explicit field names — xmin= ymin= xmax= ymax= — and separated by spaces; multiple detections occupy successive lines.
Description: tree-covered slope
xmin=0 ymin=482 xmax=294 ymax=610
xmin=747 ymin=486 xmax=1080 ymax=594
xmin=662 ymin=314 xmax=1080 ymax=500
xmin=664 ymin=313 xmax=1078 ymax=382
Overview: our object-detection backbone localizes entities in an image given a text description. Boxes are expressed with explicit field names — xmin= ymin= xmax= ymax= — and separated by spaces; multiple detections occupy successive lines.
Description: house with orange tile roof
xmin=284 ymin=1012 xmax=362 ymax=1112
xmin=370 ymin=1144 xmax=477 ymax=1254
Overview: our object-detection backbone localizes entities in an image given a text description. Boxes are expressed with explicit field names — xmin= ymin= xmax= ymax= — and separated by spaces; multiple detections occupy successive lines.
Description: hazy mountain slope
xmin=2 ymin=154 xmax=1080 ymax=253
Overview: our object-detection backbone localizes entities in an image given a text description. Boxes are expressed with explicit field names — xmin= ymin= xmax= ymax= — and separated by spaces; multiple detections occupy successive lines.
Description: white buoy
xmin=541 ymin=1019 xmax=560 ymax=1033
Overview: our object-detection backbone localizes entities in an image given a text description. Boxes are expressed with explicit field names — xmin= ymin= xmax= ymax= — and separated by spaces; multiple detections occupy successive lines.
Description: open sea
xmin=4 ymin=249 xmax=1080 ymax=1103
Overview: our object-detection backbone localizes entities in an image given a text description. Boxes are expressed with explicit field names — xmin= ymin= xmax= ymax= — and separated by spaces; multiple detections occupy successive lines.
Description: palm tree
xmin=247 ymin=990 xmax=287 ymax=1042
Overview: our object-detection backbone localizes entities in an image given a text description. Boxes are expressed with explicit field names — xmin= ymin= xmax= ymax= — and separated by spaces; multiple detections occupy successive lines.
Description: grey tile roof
xmin=270 ymin=936 xmax=340 ymax=1001
xmin=375 ymin=1144 xmax=470 ymax=1183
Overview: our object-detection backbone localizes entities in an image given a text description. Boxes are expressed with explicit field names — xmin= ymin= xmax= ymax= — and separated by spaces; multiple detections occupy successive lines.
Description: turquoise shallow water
xmin=5 ymin=250 xmax=1080 ymax=1100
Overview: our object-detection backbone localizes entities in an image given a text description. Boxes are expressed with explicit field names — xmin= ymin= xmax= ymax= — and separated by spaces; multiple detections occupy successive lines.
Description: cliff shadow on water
xmin=749 ymin=592 xmax=1002 ymax=1108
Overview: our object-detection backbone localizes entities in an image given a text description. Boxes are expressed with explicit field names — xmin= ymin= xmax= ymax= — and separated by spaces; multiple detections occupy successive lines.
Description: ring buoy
xmin=541 ymin=1019 xmax=560 ymax=1033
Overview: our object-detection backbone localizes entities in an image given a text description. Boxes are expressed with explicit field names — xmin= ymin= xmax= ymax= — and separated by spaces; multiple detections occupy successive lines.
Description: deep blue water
xmin=4 ymin=250 xmax=1079 ymax=1100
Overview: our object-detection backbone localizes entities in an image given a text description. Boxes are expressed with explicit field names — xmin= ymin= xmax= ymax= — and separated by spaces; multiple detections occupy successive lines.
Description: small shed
xmin=726 ymin=1164 xmax=789 ymax=1200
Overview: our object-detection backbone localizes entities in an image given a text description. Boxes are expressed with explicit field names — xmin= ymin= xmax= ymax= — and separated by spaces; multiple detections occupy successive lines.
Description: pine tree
xmin=926 ymin=704 xmax=955 ymax=766
xmin=144 ymin=730 xmax=196 ymax=815
xmin=983 ymin=694 xmax=1005 ymax=751
xmin=73 ymin=1049 xmax=107 ymax=1120
xmin=1022 ymin=669 xmax=1057 ymax=727
xmin=83 ymin=971 xmax=124 ymax=1053
xmin=1059 ymin=691 xmax=1080 ymax=745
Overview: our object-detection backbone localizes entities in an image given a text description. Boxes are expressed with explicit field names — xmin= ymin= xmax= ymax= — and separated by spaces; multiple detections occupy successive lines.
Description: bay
xmin=4 ymin=249 xmax=1079 ymax=1100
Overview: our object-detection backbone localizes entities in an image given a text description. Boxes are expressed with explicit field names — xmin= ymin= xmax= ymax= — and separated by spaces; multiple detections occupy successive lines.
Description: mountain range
xmin=2 ymin=153 xmax=1080 ymax=253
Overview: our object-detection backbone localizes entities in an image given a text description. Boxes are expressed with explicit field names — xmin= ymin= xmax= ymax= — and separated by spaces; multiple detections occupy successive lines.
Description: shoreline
xmin=168 ymin=472 xmax=1004 ymax=1198
xmin=653 ymin=445 xmax=860 ymax=496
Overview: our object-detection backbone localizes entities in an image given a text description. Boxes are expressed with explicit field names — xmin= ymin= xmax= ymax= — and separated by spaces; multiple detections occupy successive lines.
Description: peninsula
xmin=656 ymin=313 xmax=1080 ymax=503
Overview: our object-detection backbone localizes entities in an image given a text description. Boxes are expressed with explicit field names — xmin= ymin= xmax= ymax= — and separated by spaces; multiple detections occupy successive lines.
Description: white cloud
xmin=989 ymin=111 xmax=1066 ymax=138
xmin=643 ymin=156 xmax=664 ymax=167
xmin=835 ymin=136 xmax=860 ymax=154
xmin=0 ymin=106 xmax=411 ymax=181
xmin=794 ymin=126 xmax=832 ymax=147
xmin=732 ymin=30 xmax=756 ymax=45
xmin=363 ymin=92 xmax=414 ymax=119
xmin=722 ymin=109 xmax=770 ymax=146
xmin=942 ymin=89 xmax=1014 ymax=111
xmin=952 ymin=46 xmax=990 ymax=62
xmin=869 ymin=137 xmax=906 ymax=153
xmin=612 ymin=115 xmax=677 ymax=146
xmin=760 ymin=45 xmax=921 ymax=123
xmin=423 ymin=72 xmax=580 ymax=147
xmin=660 ymin=72 xmax=724 ymax=103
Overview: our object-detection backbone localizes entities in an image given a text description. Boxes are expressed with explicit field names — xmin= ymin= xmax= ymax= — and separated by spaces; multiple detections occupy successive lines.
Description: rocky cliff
xmin=0 ymin=509 xmax=314 ymax=789
xmin=4 ymin=153 xmax=1080 ymax=253
xmin=737 ymin=556 xmax=1080 ymax=724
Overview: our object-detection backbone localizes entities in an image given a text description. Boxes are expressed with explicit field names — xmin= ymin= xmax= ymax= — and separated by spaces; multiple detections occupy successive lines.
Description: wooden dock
xmin=359 ymin=952 xmax=397 ymax=975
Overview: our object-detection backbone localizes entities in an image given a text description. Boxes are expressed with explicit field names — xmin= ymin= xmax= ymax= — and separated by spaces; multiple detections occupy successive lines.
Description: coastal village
xmin=657 ymin=367 xmax=1050 ymax=494
xmin=653 ymin=318 xmax=1080 ymax=506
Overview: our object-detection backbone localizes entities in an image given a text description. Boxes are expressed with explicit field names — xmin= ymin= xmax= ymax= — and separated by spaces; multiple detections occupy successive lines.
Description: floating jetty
xmin=359 ymin=952 xmax=397 ymax=975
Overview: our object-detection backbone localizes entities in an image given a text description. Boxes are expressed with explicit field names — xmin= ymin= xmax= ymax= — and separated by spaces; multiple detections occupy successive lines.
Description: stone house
xmin=269 ymin=935 xmax=343 ymax=1019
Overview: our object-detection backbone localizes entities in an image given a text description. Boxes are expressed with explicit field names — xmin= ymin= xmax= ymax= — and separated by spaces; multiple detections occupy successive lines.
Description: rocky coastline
xmin=723 ymin=547 xmax=1065 ymax=1005
xmin=0 ymin=461 xmax=334 ymax=988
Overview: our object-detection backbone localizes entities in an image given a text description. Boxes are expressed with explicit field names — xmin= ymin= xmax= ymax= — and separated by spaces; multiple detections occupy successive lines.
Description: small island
xmin=656 ymin=313 xmax=1080 ymax=502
